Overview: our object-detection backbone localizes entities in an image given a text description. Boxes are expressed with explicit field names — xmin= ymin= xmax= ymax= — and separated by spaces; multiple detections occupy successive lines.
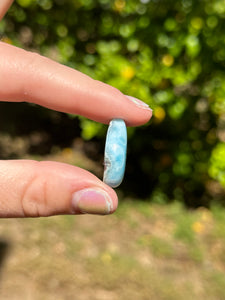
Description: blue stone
xmin=103 ymin=119 xmax=127 ymax=188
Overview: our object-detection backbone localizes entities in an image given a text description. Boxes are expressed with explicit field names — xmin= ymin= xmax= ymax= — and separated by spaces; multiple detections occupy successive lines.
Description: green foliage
xmin=2 ymin=0 xmax=225 ymax=205
xmin=209 ymin=143 xmax=225 ymax=187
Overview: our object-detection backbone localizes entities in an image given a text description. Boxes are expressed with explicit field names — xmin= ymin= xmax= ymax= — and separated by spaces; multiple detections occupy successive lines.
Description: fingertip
xmin=123 ymin=95 xmax=153 ymax=127
xmin=71 ymin=186 xmax=118 ymax=215
xmin=40 ymin=161 xmax=119 ymax=216
xmin=105 ymin=187 xmax=118 ymax=214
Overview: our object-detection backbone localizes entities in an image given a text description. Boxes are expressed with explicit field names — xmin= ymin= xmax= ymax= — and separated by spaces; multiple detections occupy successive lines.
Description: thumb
xmin=0 ymin=160 xmax=118 ymax=217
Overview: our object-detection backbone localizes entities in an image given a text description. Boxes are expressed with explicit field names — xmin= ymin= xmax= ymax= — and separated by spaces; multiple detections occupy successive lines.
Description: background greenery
xmin=1 ymin=0 xmax=225 ymax=207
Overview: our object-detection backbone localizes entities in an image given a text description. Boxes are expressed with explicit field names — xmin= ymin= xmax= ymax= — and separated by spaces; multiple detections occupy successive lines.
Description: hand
xmin=0 ymin=0 xmax=152 ymax=217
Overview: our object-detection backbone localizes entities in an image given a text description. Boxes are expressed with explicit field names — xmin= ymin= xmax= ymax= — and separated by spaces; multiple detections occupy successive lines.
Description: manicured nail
xmin=72 ymin=188 xmax=113 ymax=215
xmin=126 ymin=95 xmax=152 ymax=111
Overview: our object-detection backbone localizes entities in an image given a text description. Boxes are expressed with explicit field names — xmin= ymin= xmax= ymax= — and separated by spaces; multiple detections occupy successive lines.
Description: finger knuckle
xmin=21 ymin=173 xmax=48 ymax=217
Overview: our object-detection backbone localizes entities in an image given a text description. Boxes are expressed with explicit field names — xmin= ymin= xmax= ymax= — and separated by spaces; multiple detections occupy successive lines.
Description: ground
xmin=0 ymin=200 xmax=225 ymax=300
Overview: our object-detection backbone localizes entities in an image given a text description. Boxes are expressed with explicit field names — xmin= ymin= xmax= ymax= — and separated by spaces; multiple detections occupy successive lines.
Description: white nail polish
xmin=126 ymin=95 xmax=152 ymax=111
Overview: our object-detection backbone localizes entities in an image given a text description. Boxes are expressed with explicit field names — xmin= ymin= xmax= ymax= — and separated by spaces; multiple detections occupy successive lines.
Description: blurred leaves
xmin=209 ymin=143 xmax=225 ymax=188
xmin=2 ymin=0 xmax=225 ymax=206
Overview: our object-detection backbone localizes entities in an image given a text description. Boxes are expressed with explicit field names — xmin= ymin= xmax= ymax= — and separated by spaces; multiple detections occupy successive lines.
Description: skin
xmin=0 ymin=0 xmax=152 ymax=217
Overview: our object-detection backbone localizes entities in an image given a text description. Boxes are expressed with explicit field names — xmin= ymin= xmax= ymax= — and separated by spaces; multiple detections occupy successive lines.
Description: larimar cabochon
xmin=103 ymin=119 xmax=127 ymax=188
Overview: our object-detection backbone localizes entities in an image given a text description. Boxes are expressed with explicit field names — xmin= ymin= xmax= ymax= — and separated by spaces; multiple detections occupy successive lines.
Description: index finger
xmin=0 ymin=42 xmax=152 ymax=126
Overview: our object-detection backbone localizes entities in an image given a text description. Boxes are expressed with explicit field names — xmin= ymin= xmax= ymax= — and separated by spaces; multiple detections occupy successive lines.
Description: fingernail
xmin=72 ymin=188 xmax=113 ymax=215
xmin=126 ymin=95 xmax=152 ymax=111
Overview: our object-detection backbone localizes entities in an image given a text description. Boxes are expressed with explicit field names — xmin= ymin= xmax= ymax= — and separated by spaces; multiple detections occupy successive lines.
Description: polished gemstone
xmin=103 ymin=119 xmax=127 ymax=188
